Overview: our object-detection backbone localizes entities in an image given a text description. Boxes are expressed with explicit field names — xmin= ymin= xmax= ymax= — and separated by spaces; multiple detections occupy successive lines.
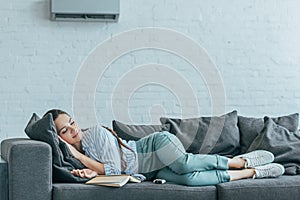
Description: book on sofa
xmin=85 ymin=175 xmax=141 ymax=187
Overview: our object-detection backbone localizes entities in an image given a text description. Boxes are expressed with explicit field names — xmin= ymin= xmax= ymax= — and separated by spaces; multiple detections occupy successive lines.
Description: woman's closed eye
xmin=61 ymin=120 xmax=76 ymax=134
xmin=58 ymin=118 xmax=77 ymax=135
xmin=61 ymin=128 xmax=68 ymax=134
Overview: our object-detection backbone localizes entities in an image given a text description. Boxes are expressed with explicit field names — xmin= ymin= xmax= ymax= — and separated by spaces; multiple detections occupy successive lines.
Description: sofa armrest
xmin=0 ymin=156 xmax=8 ymax=200
xmin=1 ymin=138 xmax=52 ymax=200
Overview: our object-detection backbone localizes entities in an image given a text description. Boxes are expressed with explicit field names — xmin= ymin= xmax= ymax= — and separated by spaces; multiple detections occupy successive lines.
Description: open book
xmin=86 ymin=174 xmax=141 ymax=187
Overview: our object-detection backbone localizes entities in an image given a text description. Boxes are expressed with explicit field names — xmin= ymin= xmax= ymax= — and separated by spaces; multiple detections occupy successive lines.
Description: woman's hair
xmin=44 ymin=109 xmax=134 ymax=170
xmin=43 ymin=109 xmax=69 ymax=120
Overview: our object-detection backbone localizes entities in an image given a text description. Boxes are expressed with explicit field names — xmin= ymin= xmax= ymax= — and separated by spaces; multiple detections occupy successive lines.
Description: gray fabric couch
xmin=2 ymin=138 xmax=300 ymax=200
xmin=2 ymin=111 xmax=300 ymax=200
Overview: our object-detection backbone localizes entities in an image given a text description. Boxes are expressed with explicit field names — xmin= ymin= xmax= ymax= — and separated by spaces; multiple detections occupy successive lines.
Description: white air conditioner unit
xmin=50 ymin=0 xmax=120 ymax=22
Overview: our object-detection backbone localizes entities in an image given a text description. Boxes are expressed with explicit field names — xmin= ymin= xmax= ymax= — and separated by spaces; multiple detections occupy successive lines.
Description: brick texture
xmin=1 ymin=0 xmax=300 ymax=144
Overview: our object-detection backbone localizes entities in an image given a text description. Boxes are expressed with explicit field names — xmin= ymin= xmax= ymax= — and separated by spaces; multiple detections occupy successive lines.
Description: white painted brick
xmin=1 ymin=0 xmax=300 ymax=143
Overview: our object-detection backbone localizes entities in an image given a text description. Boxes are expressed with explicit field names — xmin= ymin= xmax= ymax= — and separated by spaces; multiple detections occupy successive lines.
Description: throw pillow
xmin=160 ymin=110 xmax=240 ymax=156
xmin=238 ymin=113 xmax=299 ymax=154
xmin=247 ymin=117 xmax=300 ymax=175
xmin=112 ymin=120 xmax=170 ymax=141
xmin=24 ymin=113 xmax=88 ymax=182
xmin=24 ymin=113 xmax=60 ymax=155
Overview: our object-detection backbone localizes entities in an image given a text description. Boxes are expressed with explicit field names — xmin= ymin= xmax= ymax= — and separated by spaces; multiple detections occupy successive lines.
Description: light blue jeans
xmin=135 ymin=131 xmax=230 ymax=186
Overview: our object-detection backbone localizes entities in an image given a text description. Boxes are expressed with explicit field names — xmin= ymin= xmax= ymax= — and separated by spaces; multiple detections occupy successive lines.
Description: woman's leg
xmin=228 ymin=157 xmax=246 ymax=169
xmin=228 ymin=169 xmax=255 ymax=181
xmin=136 ymin=131 xmax=230 ymax=175
xmin=156 ymin=167 xmax=231 ymax=186
xmin=156 ymin=166 xmax=255 ymax=186
xmin=156 ymin=163 xmax=280 ymax=186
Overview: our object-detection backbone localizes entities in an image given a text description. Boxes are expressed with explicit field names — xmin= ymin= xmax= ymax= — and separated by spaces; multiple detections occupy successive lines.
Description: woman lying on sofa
xmin=44 ymin=109 xmax=285 ymax=186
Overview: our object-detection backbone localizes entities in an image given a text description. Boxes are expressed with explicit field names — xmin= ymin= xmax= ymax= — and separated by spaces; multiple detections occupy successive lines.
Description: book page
xmin=86 ymin=175 xmax=141 ymax=187
xmin=86 ymin=175 xmax=128 ymax=183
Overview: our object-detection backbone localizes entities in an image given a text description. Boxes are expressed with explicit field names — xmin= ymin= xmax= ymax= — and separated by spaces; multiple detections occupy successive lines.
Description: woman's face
xmin=54 ymin=113 xmax=83 ymax=145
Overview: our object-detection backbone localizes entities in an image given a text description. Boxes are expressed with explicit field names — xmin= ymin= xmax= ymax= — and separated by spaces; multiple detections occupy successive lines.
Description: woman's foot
xmin=253 ymin=163 xmax=285 ymax=179
xmin=234 ymin=150 xmax=274 ymax=168
xmin=228 ymin=163 xmax=285 ymax=181
xmin=228 ymin=157 xmax=247 ymax=169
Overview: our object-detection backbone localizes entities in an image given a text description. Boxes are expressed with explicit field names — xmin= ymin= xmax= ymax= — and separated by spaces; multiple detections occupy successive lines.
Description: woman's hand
xmin=71 ymin=168 xmax=98 ymax=178
xmin=58 ymin=136 xmax=105 ymax=175
xmin=58 ymin=136 xmax=83 ymax=160
xmin=67 ymin=143 xmax=83 ymax=160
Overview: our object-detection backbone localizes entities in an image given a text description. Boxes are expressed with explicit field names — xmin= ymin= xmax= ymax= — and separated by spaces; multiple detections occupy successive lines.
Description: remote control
xmin=153 ymin=179 xmax=166 ymax=184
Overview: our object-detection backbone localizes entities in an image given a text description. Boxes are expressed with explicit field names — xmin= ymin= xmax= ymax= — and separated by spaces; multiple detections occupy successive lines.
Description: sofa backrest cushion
xmin=247 ymin=117 xmax=300 ymax=175
xmin=238 ymin=113 xmax=299 ymax=154
xmin=112 ymin=120 xmax=170 ymax=141
xmin=160 ymin=110 xmax=240 ymax=156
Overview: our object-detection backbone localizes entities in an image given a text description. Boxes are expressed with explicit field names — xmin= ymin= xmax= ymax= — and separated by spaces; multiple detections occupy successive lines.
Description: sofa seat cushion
xmin=217 ymin=175 xmax=300 ymax=200
xmin=53 ymin=182 xmax=217 ymax=200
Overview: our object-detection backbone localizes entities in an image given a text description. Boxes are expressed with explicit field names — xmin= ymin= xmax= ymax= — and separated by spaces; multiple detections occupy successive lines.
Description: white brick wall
xmin=1 ymin=0 xmax=300 ymax=143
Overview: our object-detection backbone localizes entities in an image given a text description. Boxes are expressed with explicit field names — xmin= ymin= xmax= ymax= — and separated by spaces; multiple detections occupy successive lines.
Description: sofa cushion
xmin=238 ymin=113 xmax=299 ymax=154
xmin=112 ymin=120 xmax=170 ymax=141
xmin=247 ymin=117 xmax=300 ymax=175
xmin=217 ymin=175 xmax=300 ymax=200
xmin=160 ymin=111 xmax=239 ymax=156
xmin=53 ymin=182 xmax=217 ymax=200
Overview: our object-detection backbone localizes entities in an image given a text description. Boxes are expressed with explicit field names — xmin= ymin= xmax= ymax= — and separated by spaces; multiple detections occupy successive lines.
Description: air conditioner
xmin=50 ymin=0 xmax=120 ymax=22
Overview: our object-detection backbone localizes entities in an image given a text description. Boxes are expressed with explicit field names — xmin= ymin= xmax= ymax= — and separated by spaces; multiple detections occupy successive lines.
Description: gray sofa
xmin=2 ymin=138 xmax=300 ymax=200
xmin=2 ymin=111 xmax=300 ymax=200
